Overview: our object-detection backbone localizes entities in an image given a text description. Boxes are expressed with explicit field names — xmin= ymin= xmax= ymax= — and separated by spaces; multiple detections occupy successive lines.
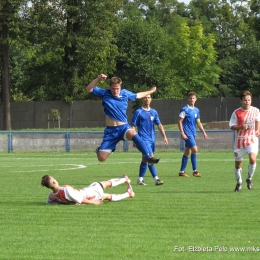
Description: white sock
xmin=138 ymin=177 xmax=143 ymax=182
xmin=110 ymin=192 xmax=129 ymax=201
xmin=154 ymin=176 xmax=159 ymax=181
xmin=247 ymin=163 xmax=256 ymax=180
xmin=109 ymin=177 xmax=126 ymax=187
xmin=234 ymin=167 xmax=242 ymax=184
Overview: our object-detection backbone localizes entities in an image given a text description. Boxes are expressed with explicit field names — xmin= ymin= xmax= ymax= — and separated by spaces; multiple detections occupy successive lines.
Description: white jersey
xmin=47 ymin=182 xmax=104 ymax=205
xmin=229 ymin=106 xmax=260 ymax=149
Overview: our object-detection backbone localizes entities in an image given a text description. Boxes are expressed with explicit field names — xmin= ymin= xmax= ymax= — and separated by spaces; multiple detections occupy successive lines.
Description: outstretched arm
xmin=136 ymin=87 xmax=157 ymax=99
xmin=86 ymin=74 xmax=107 ymax=93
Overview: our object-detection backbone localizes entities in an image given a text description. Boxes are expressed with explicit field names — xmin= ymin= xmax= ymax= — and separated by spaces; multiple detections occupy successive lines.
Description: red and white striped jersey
xmin=47 ymin=182 xmax=103 ymax=205
xmin=229 ymin=106 xmax=260 ymax=149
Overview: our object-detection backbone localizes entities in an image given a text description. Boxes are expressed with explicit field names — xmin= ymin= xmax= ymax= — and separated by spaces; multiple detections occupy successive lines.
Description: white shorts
xmin=80 ymin=182 xmax=104 ymax=201
xmin=234 ymin=142 xmax=259 ymax=161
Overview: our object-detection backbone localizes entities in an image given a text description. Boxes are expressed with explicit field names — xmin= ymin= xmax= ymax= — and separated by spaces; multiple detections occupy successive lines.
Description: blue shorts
xmin=100 ymin=124 xmax=132 ymax=151
xmin=143 ymin=141 xmax=155 ymax=155
xmin=185 ymin=135 xmax=196 ymax=148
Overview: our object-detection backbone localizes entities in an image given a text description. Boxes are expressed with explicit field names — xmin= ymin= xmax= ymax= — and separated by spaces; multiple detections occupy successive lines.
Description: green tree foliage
xmin=249 ymin=0 xmax=260 ymax=41
xmin=169 ymin=21 xmax=220 ymax=97
xmin=116 ymin=16 xmax=219 ymax=99
xmin=188 ymin=0 xmax=258 ymax=96
xmin=116 ymin=18 xmax=178 ymax=99
xmin=0 ymin=0 xmax=24 ymax=129
xmin=12 ymin=0 xmax=121 ymax=102
xmin=231 ymin=41 xmax=260 ymax=96
xmin=4 ymin=0 xmax=260 ymax=104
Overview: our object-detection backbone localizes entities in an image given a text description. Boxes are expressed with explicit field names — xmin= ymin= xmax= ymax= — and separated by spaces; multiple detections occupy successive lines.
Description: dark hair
xmin=41 ymin=175 xmax=51 ymax=188
xmin=240 ymin=90 xmax=252 ymax=100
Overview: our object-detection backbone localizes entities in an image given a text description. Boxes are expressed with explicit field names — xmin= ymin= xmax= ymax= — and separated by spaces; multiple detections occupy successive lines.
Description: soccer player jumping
xmin=86 ymin=74 xmax=160 ymax=166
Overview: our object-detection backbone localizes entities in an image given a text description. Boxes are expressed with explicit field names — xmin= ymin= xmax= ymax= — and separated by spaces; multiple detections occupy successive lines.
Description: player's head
xmin=240 ymin=90 xmax=252 ymax=100
xmin=110 ymin=77 xmax=122 ymax=96
xmin=188 ymin=92 xmax=197 ymax=98
xmin=141 ymin=94 xmax=152 ymax=106
xmin=41 ymin=175 xmax=58 ymax=188
xmin=187 ymin=92 xmax=197 ymax=105
xmin=240 ymin=90 xmax=252 ymax=108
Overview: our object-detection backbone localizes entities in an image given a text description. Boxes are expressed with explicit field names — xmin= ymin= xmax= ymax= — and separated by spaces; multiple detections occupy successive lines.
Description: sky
xmin=180 ymin=0 xmax=191 ymax=4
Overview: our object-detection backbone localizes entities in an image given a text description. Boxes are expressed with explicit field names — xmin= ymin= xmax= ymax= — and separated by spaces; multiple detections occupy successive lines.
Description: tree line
xmin=1 ymin=0 xmax=260 ymax=129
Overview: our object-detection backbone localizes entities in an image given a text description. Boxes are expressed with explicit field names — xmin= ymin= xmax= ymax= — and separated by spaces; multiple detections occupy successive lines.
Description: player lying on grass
xmin=41 ymin=175 xmax=135 ymax=205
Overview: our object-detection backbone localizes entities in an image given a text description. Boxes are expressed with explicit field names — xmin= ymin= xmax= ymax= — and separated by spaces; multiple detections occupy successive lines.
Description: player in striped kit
xmin=229 ymin=90 xmax=260 ymax=192
xmin=41 ymin=174 xmax=135 ymax=205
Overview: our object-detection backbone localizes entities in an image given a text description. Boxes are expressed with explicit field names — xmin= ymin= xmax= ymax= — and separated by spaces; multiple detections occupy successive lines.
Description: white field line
xmin=1 ymin=158 xmax=259 ymax=173
xmin=12 ymin=164 xmax=86 ymax=172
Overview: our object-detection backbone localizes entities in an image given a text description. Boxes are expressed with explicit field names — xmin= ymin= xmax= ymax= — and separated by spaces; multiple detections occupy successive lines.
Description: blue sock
xmin=139 ymin=162 xmax=148 ymax=177
xmin=132 ymin=135 xmax=151 ymax=159
xmin=148 ymin=165 xmax=157 ymax=178
xmin=180 ymin=155 xmax=189 ymax=172
xmin=191 ymin=153 xmax=197 ymax=171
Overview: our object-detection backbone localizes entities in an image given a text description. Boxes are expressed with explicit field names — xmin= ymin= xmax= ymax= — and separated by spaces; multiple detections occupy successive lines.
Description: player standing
xmin=86 ymin=74 xmax=160 ymax=165
xmin=131 ymin=94 xmax=168 ymax=185
xmin=229 ymin=90 xmax=260 ymax=192
xmin=178 ymin=92 xmax=208 ymax=177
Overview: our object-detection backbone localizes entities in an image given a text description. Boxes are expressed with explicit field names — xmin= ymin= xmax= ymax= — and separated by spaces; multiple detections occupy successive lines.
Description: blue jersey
xmin=131 ymin=107 xmax=161 ymax=142
xmin=179 ymin=105 xmax=200 ymax=137
xmin=92 ymin=86 xmax=137 ymax=123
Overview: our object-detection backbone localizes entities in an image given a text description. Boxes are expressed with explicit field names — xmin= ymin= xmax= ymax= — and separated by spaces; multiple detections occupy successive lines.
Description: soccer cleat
xmin=155 ymin=179 xmax=164 ymax=185
xmin=122 ymin=174 xmax=131 ymax=184
xmin=148 ymin=157 xmax=160 ymax=166
xmin=193 ymin=171 xmax=201 ymax=177
xmin=246 ymin=179 xmax=253 ymax=190
xmin=137 ymin=180 xmax=147 ymax=185
xmin=127 ymin=184 xmax=135 ymax=198
xmin=234 ymin=183 xmax=242 ymax=192
xmin=179 ymin=172 xmax=189 ymax=177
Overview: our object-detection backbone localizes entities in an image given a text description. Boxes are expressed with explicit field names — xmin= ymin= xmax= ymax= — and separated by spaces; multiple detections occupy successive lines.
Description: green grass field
xmin=1 ymin=150 xmax=260 ymax=260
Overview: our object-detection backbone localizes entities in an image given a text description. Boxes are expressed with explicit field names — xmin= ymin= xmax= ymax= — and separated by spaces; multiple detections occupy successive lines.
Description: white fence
xmin=0 ymin=130 xmax=237 ymax=153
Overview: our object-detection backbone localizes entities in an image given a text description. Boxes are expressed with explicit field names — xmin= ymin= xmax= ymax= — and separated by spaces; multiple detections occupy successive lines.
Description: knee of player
xmin=98 ymin=157 xmax=106 ymax=162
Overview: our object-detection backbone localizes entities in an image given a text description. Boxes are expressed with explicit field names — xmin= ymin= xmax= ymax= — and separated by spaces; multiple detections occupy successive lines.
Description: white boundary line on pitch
xmin=13 ymin=164 xmax=86 ymax=173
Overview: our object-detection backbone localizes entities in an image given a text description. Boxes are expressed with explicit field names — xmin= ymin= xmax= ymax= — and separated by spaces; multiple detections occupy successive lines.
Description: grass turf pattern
xmin=1 ymin=151 xmax=259 ymax=260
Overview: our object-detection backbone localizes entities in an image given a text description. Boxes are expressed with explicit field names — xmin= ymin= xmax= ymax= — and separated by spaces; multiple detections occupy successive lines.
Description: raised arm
xmin=86 ymin=74 xmax=107 ymax=93
xmin=136 ymin=87 xmax=157 ymax=99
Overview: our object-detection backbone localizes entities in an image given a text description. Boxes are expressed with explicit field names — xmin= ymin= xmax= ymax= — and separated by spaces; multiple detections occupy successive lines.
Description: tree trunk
xmin=1 ymin=22 xmax=12 ymax=130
